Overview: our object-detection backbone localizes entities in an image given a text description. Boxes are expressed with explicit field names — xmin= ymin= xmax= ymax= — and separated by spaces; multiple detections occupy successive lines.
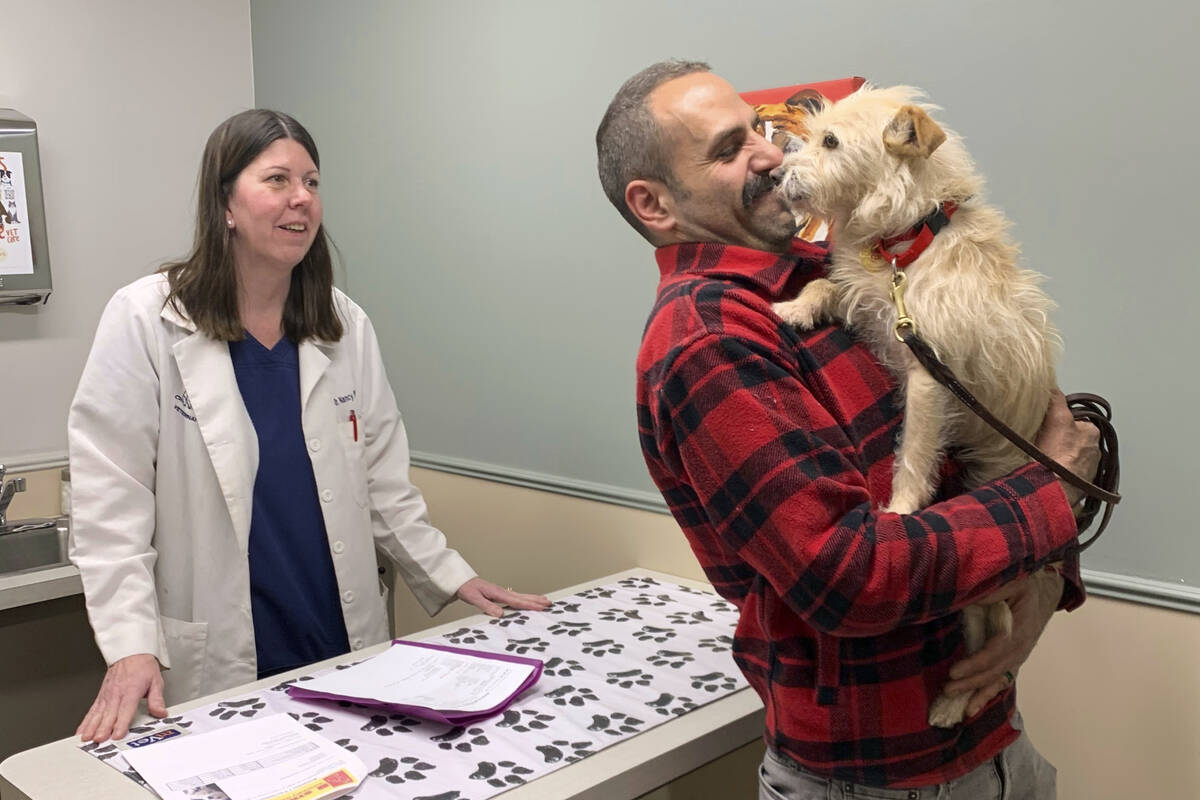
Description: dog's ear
xmin=883 ymin=105 xmax=946 ymax=159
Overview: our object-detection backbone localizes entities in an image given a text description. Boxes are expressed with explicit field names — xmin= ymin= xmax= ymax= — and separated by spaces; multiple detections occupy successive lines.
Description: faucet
xmin=0 ymin=464 xmax=26 ymax=527
xmin=0 ymin=464 xmax=56 ymax=533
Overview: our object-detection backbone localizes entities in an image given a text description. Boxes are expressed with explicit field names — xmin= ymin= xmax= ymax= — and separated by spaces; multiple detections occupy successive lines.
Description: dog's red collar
xmin=873 ymin=201 xmax=959 ymax=269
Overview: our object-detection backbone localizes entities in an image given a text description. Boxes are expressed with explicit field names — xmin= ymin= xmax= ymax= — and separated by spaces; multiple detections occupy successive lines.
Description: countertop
xmin=0 ymin=563 xmax=82 ymax=612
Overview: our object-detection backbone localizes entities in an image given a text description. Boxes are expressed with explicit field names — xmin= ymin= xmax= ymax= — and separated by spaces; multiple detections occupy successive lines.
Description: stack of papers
xmin=122 ymin=714 xmax=364 ymax=800
xmin=287 ymin=639 xmax=543 ymax=725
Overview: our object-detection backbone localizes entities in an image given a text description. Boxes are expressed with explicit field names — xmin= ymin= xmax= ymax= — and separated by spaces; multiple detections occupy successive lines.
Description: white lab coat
xmin=68 ymin=274 xmax=476 ymax=703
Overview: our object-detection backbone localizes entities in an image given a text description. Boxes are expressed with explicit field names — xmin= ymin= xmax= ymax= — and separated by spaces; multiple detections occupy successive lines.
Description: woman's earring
xmin=226 ymin=217 xmax=235 ymax=229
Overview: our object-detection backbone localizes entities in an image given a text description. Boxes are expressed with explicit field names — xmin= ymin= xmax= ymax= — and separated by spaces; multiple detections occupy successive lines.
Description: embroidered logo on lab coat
xmin=173 ymin=392 xmax=196 ymax=422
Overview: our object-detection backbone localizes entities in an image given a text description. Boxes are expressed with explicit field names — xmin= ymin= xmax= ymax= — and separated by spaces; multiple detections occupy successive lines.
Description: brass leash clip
xmin=890 ymin=259 xmax=916 ymax=342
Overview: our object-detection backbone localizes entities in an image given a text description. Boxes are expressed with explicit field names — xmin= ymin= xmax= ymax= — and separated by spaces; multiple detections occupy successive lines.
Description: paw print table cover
xmin=80 ymin=574 xmax=748 ymax=799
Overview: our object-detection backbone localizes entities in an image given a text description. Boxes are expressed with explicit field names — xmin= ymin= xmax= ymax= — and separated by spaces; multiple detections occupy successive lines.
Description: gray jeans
xmin=758 ymin=722 xmax=1056 ymax=799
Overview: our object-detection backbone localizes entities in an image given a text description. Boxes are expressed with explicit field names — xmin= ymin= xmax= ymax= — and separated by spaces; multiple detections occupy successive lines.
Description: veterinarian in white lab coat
xmin=68 ymin=109 xmax=549 ymax=745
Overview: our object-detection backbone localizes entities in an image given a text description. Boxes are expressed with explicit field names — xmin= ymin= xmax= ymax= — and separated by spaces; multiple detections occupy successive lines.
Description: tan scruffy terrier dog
xmin=771 ymin=85 xmax=1063 ymax=727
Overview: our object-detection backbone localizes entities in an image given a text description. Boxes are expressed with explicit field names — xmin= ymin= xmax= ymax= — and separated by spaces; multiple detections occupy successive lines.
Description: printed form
xmin=300 ymin=642 xmax=536 ymax=712
xmin=122 ymin=714 xmax=364 ymax=800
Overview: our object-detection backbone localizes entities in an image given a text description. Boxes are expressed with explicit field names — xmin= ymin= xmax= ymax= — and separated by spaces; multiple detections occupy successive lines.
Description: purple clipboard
xmin=286 ymin=639 xmax=543 ymax=726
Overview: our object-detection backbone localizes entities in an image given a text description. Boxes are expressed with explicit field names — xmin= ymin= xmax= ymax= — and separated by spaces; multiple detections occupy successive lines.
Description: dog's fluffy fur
xmin=772 ymin=86 xmax=1061 ymax=726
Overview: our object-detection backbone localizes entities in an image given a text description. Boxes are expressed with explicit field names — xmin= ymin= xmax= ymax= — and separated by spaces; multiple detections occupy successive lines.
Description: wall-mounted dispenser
xmin=0 ymin=110 xmax=51 ymax=306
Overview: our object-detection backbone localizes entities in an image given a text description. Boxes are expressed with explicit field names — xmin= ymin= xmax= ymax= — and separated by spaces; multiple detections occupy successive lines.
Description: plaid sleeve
xmin=1054 ymin=544 xmax=1086 ymax=611
xmin=652 ymin=331 xmax=1080 ymax=637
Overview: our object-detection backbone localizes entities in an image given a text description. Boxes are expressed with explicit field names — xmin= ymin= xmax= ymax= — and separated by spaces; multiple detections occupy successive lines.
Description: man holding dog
xmin=597 ymin=60 xmax=1099 ymax=798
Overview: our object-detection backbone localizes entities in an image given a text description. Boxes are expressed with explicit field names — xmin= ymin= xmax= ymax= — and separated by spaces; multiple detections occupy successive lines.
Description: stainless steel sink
xmin=0 ymin=518 xmax=70 ymax=575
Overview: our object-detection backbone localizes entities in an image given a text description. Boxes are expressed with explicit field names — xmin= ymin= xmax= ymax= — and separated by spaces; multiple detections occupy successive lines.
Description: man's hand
xmin=1034 ymin=389 xmax=1101 ymax=507
xmin=941 ymin=569 xmax=1064 ymax=717
xmin=77 ymin=653 xmax=167 ymax=743
xmin=456 ymin=577 xmax=551 ymax=617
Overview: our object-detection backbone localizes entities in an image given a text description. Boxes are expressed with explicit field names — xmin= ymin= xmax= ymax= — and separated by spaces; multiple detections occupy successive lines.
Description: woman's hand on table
xmin=456 ymin=577 xmax=551 ymax=617
xmin=77 ymin=653 xmax=167 ymax=744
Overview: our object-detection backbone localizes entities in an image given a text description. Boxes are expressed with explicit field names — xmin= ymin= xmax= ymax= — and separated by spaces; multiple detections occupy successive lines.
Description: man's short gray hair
xmin=596 ymin=59 xmax=710 ymax=240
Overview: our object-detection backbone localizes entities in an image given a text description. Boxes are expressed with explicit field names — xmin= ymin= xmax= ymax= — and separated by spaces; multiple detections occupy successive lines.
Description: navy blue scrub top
xmin=229 ymin=333 xmax=350 ymax=678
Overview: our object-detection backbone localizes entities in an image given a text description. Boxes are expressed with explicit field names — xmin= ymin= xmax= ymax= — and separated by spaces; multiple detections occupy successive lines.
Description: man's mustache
xmin=742 ymin=172 xmax=775 ymax=208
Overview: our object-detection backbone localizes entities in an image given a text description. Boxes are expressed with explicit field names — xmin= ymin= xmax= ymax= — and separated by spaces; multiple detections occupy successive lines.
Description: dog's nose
xmin=769 ymin=166 xmax=787 ymax=185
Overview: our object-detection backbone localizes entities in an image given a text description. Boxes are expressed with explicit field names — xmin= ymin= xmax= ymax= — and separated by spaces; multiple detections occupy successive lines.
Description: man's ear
xmin=883 ymin=105 xmax=946 ymax=159
xmin=625 ymin=179 xmax=676 ymax=237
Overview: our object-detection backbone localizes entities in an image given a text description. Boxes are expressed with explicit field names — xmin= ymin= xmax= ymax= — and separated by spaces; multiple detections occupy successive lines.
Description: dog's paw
xmin=928 ymin=693 xmax=970 ymax=728
xmin=883 ymin=473 xmax=936 ymax=515
xmin=773 ymin=279 xmax=839 ymax=330
xmin=880 ymin=496 xmax=919 ymax=515
xmin=986 ymin=601 xmax=1013 ymax=639
xmin=773 ymin=299 xmax=823 ymax=330
xmin=772 ymin=281 xmax=840 ymax=331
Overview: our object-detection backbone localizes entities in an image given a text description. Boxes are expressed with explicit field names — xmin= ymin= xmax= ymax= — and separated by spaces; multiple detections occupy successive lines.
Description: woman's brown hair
xmin=161 ymin=109 xmax=342 ymax=342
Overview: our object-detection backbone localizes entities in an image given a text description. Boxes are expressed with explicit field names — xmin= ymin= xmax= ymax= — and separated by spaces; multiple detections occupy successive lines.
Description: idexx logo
xmin=126 ymin=728 xmax=185 ymax=748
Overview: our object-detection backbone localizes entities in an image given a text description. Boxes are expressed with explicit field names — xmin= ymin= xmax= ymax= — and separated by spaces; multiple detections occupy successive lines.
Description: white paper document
xmin=300 ymin=642 xmax=535 ymax=713
xmin=122 ymin=713 xmax=365 ymax=800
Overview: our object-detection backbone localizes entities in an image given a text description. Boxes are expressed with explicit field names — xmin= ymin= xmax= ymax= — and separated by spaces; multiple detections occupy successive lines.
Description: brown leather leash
xmin=889 ymin=268 xmax=1120 ymax=550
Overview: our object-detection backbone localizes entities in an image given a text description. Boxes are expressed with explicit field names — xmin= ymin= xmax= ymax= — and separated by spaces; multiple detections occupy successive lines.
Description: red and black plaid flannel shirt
xmin=636 ymin=240 xmax=1083 ymax=788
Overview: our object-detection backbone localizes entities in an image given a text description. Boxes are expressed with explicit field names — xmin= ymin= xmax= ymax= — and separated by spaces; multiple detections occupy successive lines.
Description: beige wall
xmin=4 ymin=464 xmax=1199 ymax=798
xmin=0 ymin=468 xmax=59 ymax=523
